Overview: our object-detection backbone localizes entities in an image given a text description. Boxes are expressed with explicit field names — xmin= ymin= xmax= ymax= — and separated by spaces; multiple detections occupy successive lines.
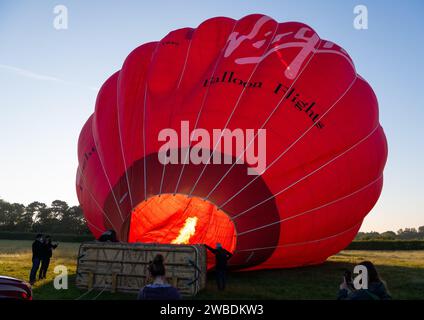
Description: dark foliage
xmin=356 ymin=227 xmax=424 ymax=240
xmin=0 ymin=198 xmax=90 ymax=235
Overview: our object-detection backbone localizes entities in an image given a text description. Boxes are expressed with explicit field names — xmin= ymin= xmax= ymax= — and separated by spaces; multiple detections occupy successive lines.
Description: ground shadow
xmin=195 ymin=260 xmax=424 ymax=300
xmin=33 ymin=261 xmax=424 ymax=300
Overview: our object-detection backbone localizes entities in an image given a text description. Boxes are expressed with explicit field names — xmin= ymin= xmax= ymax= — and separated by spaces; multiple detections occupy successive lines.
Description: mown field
xmin=0 ymin=240 xmax=423 ymax=300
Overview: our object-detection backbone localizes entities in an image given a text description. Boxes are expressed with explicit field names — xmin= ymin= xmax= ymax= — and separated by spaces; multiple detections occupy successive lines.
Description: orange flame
xmin=171 ymin=216 xmax=198 ymax=244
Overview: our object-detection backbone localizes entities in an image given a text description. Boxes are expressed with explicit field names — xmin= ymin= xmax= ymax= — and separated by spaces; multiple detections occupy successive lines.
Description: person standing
xmin=29 ymin=234 xmax=44 ymax=285
xmin=39 ymin=235 xmax=58 ymax=280
xmin=97 ymin=229 xmax=118 ymax=242
xmin=205 ymin=243 xmax=233 ymax=290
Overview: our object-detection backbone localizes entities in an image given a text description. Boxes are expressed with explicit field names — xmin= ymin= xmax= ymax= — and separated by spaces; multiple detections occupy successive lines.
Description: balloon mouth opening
xmin=127 ymin=194 xmax=237 ymax=267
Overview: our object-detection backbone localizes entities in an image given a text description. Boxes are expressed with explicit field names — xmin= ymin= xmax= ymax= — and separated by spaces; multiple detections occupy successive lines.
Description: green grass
xmin=0 ymin=240 xmax=423 ymax=300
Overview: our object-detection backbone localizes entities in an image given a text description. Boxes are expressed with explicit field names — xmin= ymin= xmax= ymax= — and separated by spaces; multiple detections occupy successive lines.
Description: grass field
xmin=0 ymin=240 xmax=423 ymax=300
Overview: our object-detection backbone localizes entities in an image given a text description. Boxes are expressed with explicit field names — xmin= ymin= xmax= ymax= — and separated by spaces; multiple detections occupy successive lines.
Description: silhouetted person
xmin=39 ymin=235 xmax=58 ymax=280
xmin=29 ymin=234 xmax=44 ymax=285
xmin=205 ymin=243 xmax=233 ymax=290
xmin=98 ymin=229 xmax=118 ymax=242
xmin=338 ymin=261 xmax=392 ymax=300
xmin=137 ymin=254 xmax=181 ymax=300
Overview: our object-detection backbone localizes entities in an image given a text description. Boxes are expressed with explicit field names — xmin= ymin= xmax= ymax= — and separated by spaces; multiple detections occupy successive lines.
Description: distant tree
xmin=0 ymin=199 xmax=11 ymax=229
xmin=0 ymin=198 xmax=422 ymax=239
xmin=16 ymin=204 xmax=34 ymax=232
xmin=0 ymin=200 xmax=25 ymax=231
xmin=10 ymin=203 xmax=26 ymax=230
xmin=46 ymin=200 xmax=71 ymax=233
xmin=355 ymin=232 xmax=365 ymax=240
xmin=65 ymin=205 xmax=90 ymax=234
xmin=361 ymin=231 xmax=381 ymax=240
xmin=397 ymin=228 xmax=419 ymax=240
xmin=354 ymin=229 xmax=424 ymax=240
xmin=29 ymin=200 xmax=90 ymax=234
xmin=26 ymin=201 xmax=48 ymax=232
xmin=50 ymin=200 xmax=69 ymax=220
xmin=380 ymin=231 xmax=397 ymax=240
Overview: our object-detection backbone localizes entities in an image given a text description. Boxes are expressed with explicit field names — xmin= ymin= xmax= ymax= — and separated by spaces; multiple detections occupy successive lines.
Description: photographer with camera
xmin=338 ymin=261 xmax=392 ymax=300
xmin=39 ymin=235 xmax=59 ymax=280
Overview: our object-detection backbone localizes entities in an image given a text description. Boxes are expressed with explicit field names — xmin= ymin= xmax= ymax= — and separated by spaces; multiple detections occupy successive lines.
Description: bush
xmin=347 ymin=240 xmax=424 ymax=250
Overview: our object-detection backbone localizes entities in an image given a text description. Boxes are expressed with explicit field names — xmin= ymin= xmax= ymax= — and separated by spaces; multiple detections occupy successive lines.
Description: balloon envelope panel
xmin=76 ymin=14 xmax=387 ymax=269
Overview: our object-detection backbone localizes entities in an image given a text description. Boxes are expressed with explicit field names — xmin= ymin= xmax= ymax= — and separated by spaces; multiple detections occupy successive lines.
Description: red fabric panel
xmin=93 ymin=72 xmax=132 ymax=223
xmin=77 ymin=116 xmax=123 ymax=237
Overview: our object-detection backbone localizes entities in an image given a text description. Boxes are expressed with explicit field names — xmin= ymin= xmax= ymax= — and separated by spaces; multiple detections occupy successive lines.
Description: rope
xmin=237 ymin=175 xmax=382 ymax=236
xmin=159 ymin=32 xmax=194 ymax=196
xmin=217 ymin=74 xmax=357 ymax=209
xmin=91 ymin=285 xmax=108 ymax=300
xmin=231 ymin=125 xmax=379 ymax=220
xmin=173 ymin=20 xmax=241 ymax=195
xmin=75 ymin=287 xmax=94 ymax=300
xmin=187 ymin=21 xmax=279 ymax=197
xmin=206 ymin=38 xmax=325 ymax=203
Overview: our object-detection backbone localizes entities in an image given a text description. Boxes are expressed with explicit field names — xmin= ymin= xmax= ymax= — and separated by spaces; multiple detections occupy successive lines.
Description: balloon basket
xmin=75 ymin=242 xmax=207 ymax=297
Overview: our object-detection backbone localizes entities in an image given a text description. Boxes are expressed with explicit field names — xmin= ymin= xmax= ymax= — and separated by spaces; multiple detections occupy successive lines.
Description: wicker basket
xmin=76 ymin=242 xmax=207 ymax=297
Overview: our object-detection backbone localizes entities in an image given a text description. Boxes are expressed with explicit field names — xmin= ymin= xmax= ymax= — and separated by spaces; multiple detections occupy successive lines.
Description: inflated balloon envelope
xmin=76 ymin=14 xmax=388 ymax=270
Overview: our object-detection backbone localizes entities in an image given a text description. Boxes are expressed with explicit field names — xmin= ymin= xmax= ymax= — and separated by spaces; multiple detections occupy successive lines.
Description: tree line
xmin=0 ymin=199 xmax=90 ymax=235
xmin=1 ymin=197 xmax=423 ymax=240
xmin=356 ymin=227 xmax=424 ymax=240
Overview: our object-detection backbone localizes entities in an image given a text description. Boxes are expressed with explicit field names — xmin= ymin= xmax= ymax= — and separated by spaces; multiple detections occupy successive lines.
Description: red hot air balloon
xmin=76 ymin=14 xmax=388 ymax=270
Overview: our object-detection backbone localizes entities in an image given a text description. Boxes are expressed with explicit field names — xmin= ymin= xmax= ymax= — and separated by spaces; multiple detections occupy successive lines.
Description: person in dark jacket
xmin=205 ymin=243 xmax=233 ymax=290
xmin=29 ymin=234 xmax=44 ymax=285
xmin=137 ymin=254 xmax=181 ymax=300
xmin=98 ymin=229 xmax=118 ymax=242
xmin=338 ymin=261 xmax=392 ymax=300
xmin=39 ymin=235 xmax=58 ymax=280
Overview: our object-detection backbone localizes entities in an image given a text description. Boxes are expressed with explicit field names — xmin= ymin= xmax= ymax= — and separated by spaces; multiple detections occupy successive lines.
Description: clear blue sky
xmin=0 ymin=0 xmax=422 ymax=232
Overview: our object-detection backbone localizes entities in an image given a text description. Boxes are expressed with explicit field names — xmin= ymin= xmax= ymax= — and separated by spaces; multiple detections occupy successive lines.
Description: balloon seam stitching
xmin=117 ymin=76 xmax=134 ymax=209
xmin=188 ymin=19 xmax=280 ymax=196
xmin=173 ymin=19 xmax=240 ymax=195
xmin=217 ymin=74 xmax=358 ymax=208
xmin=207 ymin=37 xmax=326 ymax=202
xmin=159 ymin=29 xmax=195 ymax=196
xmin=236 ymin=220 xmax=362 ymax=252
xmin=237 ymin=174 xmax=383 ymax=236
xmin=92 ymin=130 xmax=125 ymax=222
xmin=231 ymin=124 xmax=380 ymax=220
xmin=77 ymin=166 xmax=120 ymax=232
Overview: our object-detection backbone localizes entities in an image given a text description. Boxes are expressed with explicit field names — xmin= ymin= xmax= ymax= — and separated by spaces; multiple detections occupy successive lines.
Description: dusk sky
xmin=0 ymin=0 xmax=423 ymax=232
